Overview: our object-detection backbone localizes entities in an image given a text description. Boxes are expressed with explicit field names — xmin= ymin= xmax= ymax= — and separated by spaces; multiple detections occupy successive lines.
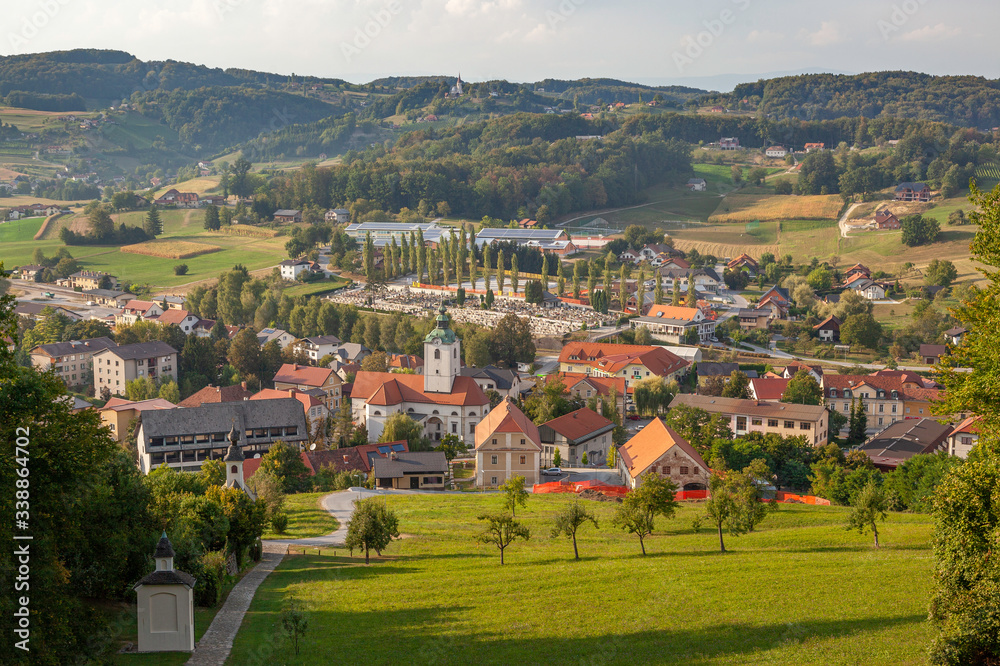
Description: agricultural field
xmin=121 ymin=240 xmax=222 ymax=259
xmin=0 ymin=105 xmax=98 ymax=132
xmin=708 ymin=194 xmax=844 ymax=223
xmin=152 ymin=177 xmax=222 ymax=199
xmin=230 ymin=493 xmax=936 ymax=665
xmin=0 ymin=208 xmax=292 ymax=290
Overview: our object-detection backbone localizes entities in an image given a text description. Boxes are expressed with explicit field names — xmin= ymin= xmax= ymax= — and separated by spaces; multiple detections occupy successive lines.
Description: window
xmin=878 ymin=417 xmax=884 ymax=426
xmin=680 ymin=466 xmax=689 ymax=475
xmin=843 ymin=403 xmax=849 ymax=411
xmin=491 ymin=476 xmax=497 ymax=485
xmin=784 ymin=421 xmax=795 ymax=429
xmin=693 ymin=467 xmax=700 ymax=475
xmin=492 ymin=438 xmax=497 ymax=445
xmin=434 ymin=349 xmax=440 ymax=360
xmin=520 ymin=438 xmax=525 ymax=445
xmin=829 ymin=389 xmax=838 ymax=398
xmin=751 ymin=418 xmax=762 ymax=426
xmin=664 ymin=466 xmax=671 ymax=474
xmin=231 ymin=465 xmax=238 ymax=474
xmin=768 ymin=419 xmax=778 ymax=428
xmin=799 ymin=422 xmax=812 ymax=430
xmin=491 ymin=455 xmax=498 ymax=465
xmin=519 ymin=455 xmax=526 ymax=465
xmin=879 ymin=404 xmax=884 ymax=413
xmin=891 ymin=404 xmax=897 ymax=414
xmin=451 ymin=423 xmax=457 ymax=434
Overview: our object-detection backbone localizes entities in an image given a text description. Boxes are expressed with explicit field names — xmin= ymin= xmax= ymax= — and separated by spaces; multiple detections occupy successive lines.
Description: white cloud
xmin=898 ymin=23 xmax=962 ymax=42
xmin=798 ymin=21 xmax=845 ymax=47
xmin=746 ymin=29 xmax=783 ymax=44
xmin=445 ymin=0 xmax=520 ymax=17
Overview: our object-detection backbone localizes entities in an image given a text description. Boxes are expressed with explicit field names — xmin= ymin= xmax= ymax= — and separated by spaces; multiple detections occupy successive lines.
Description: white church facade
xmin=351 ymin=306 xmax=490 ymax=446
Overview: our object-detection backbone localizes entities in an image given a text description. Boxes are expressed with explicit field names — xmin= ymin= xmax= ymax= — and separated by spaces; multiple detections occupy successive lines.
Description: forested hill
xmin=0 ymin=49 xmax=350 ymax=103
xmin=702 ymin=71 xmax=1000 ymax=128
xmin=532 ymin=78 xmax=707 ymax=106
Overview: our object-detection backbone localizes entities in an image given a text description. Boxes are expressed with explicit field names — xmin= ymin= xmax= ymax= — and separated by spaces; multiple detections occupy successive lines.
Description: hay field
xmin=709 ymin=194 xmax=844 ymax=223
xmin=120 ymin=240 xmax=222 ymax=259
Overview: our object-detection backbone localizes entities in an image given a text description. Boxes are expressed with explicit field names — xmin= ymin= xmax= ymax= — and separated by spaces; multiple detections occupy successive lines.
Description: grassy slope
xmin=261 ymin=492 xmax=340 ymax=540
xmin=230 ymin=494 xmax=935 ymax=665
xmin=0 ymin=209 xmax=291 ymax=290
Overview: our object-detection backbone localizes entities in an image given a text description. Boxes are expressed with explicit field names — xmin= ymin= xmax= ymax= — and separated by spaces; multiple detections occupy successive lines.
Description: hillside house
xmin=919 ymin=344 xmax=948 ymax=365
xmin=93 ymin=341 xmax=178 ymax=397
xmin=895 ymin=182 xmax=931 ymax=202
xmin=874 ymin=209 xmax=901 ymax=229
xmin=475 ymin=399 xmax=542 ymax=488
xmin=948 ymin=416 xmax=980 ymax=459
xmin=30 ymin=337 xmax=118 ymax=388
xmin=727 ymin=253 xmax=759 ymax=274
xmin=372 ymin=451 xmax=449 ymax=490
xmin=765 ymin=146 xmax=787 ymax=158
xmin=809 ymin=314 xmax=840 ymax=341
xmin=859 ymin=418 xmax=950 ymax=471
xmin=558 ymin=341 xmax=689 ymax=388
xmin=273 ymin=209 xmax=302 ymax=223
xmin=630 ymin=304 xmax=717 ymax=344
xmin=617 ymin=418 xmax=709 ymax=491
xmin=68 ymin=270 xmax=116 ymax=291
xmin=720 ymin=137 xmax=740 ymax=151
xmin=738 ymin=308 xmax=771 ymax=331
xmin=273 ymin=363 xmax=343 ymax=410
xmin=804 ymin=142 xmax=826 ymax=152
xmin=686 ymin=178 xmax=707 ymax=191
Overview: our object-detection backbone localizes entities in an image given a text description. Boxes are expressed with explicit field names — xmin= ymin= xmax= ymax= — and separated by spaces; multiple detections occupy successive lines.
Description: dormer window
xmin=829 ymin=389 xmax=838 ymax=398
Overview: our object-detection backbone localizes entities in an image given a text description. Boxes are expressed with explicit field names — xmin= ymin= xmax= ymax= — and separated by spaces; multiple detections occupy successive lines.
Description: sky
xmin=4 ymin=0 xmax=998 ymax=90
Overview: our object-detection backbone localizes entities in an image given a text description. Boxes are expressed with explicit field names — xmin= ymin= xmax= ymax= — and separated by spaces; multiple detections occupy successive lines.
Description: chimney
xmin=389 ymin=451 xmax=397 ymax=461
xmin=343 ymin=454 xmax=349 ymax=463
xmin=288 ymin=389 xmax=296 ymax=397
xmin=241 ymin=381 xmax=247 ymax=390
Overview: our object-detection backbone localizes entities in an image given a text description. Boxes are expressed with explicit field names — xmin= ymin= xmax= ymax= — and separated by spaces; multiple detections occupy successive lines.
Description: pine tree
xmin=146 ymin=204 xmax=164 ymax=235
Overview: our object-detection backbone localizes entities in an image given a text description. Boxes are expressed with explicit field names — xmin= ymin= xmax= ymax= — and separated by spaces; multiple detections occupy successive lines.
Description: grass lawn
xmin=281 ymin=276 xmax=352 ymax=298
xmin=230 ymin=494 xmax=936 ymax=665
xmin=0 ymin=208 xmax=292 ymax=290
xmin=261 ymin=492 xmax=340 ymax=540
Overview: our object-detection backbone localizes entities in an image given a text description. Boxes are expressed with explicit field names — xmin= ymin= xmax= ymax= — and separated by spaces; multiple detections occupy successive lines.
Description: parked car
xmin=627 ymin=415 xmax=640 ymax=421
xmin=541 ymin=467 xmax=562 ymax=476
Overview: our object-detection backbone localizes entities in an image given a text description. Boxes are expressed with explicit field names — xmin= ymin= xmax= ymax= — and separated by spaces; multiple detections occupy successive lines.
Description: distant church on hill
xmin=450 ymin=74 xmax=464 ymax=97
xmin=351 ymin=306 xmax=490 ymax=446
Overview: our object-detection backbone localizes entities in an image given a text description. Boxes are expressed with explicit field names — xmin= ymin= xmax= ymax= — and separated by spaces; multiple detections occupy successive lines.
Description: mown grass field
xmin=0 ymin=208 xmax=292 ymax=290
xmin=261 ymin=492 xmax=340 ymax=541
xmin=708 ymin=193 xmax=844 ymax=223
xmin=230 ymin=494 xmax=936 ymax=665
xmin=121 ymin=240 xmax=223 ymax=259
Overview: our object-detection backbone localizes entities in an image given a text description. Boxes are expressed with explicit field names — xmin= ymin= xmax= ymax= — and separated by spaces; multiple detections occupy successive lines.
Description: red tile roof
xmin=749 ymin=377 xmax=790 ymax=401
xmin=250 ymin=388 xmax=324 ymax=415
xmin=154 ymin=309 xmax=197 ymax=326
xmin=476 ymin=400 xmax=541 ymax=450
xmin=559 ymin=342 xmax=688 ymax=377
xmin=273 ymin=363 xmax=335 ymax=388
xmin=644 ymin=304 xmax=700 ymax=322
xmin=178 ymin=383 xmax=253 ymax=408
xmin=554 ymin=372 xmax=632 ymax=396
xmin=618 ymin=418 xmax=707 ymax=479
xmin=950 ymin=415 xmax=981 ymax=436
xmin=813 ymin=315 xmax=841 ymax=331
xmin=542 ymin=408 xmax=614 ymax=442
xmin=388 ymin=354 xmax=424 ymax=371
xmin=353 ymin=372 xmax=488 ymax=407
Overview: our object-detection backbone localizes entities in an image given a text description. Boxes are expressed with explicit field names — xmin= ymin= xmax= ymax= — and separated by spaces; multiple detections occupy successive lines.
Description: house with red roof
xmin=178 ymin=382 xmax=253 ymax=408
xmin=616 ymin=418 xmax=709 ymax=491
xmin=630 ymin=304 xmax=717 ymax=344
xmin=558 ymin=341 xmax=689 ymax=387
xmin=821 ymin=373 xmax=942 ymax=433
xmin=727 ymin=253 xmax=758 ymax=274
xmin=748 ymin=377 xmax=790 ymax=401
xmin=475 ymin=399 xmax=542 ymax=487
xmin=148 ymin=308 xmax=201 ymax=334
xmin=539 ymin=408 xmax=616 ymax=468
xmin=813 ymin=315 xmax=841 ymax=342
xmin=947 ymin=416 xmax=980 ymax=459
xmin=251 ymin=388 xmax=329 ymax=422
xmin=551 ymin=372 xmax=628 ymax=414
xmin=352 ymin=307 xmax=489 ymax=447
xmin=116 ymin=300 xmax=164 ymax=326
xmin=272 ymin=363 xmax=343 ymax=410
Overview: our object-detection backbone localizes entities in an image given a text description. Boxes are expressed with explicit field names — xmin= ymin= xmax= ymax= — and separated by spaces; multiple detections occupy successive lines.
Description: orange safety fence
xmin=773 ymin=492 xmax=831 ymax=506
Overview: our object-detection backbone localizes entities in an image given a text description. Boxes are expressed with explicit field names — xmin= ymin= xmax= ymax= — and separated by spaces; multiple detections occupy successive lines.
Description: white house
xmin=686 ymin=178 xmax=707 ymax=191
xmin=280 ymin=259 xmax=313 ymax=281
xmin=765 ymin=146 xmax=787 ymax=158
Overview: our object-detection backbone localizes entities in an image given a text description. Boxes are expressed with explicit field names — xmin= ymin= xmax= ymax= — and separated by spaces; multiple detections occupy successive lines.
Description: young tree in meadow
xmin=280 ymin=596 xmax=309 ymax=656
xmin=476 ymin=512 xmax=530 ymax=565
xmin=846 ymin=479 xmax=888 ymax=548
xmin=705 ymin=460 xmax=776 ymax=552
xmin=500 ymin=475 xmax=529 ymax=517
xmin=612 ymin=473 xmax=679 ymax=555
xmin=551 ymin=501 xmax=599 ymax=560
xmin=346 ymin=497 xmax=400 ymax=564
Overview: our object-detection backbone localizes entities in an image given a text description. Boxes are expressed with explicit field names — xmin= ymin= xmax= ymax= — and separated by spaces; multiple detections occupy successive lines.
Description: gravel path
xmin=185 ymin=542 xmax=286 ymax=666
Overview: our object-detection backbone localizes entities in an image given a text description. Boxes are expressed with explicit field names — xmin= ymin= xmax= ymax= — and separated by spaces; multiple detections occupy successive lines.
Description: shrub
xmin=271 ymin=512 xmax=289 ymax=534
xmin=195 ymin=551 xmax=227 ymax=607
xmin=174 ymin=263 xmax=189 ymax=276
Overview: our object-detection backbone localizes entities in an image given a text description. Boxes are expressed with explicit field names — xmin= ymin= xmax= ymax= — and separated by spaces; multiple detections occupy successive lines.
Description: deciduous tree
xmin=476 ymin=512 xmax=530 ymax=565
xmin=551 ymin=501 xmax=599 ymax=560
xmin=346 ymin=497 xmax=400 ymax=564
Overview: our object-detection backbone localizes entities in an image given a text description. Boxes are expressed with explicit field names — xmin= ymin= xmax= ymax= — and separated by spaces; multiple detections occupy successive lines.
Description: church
xmin=351 ymin=306 xmax=490 ymax=446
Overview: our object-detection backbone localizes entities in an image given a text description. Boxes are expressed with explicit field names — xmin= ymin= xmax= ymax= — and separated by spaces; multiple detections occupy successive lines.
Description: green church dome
xmin=424 ymin=305 xmax=458 ymax=344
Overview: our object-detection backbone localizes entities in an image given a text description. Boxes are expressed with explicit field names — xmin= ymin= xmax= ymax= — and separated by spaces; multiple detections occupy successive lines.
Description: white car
xmin=541 ymin=467 xmax=562 ymax=476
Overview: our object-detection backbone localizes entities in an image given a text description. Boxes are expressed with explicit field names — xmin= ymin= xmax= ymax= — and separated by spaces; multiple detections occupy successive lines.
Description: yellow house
xmin=98 ymin=397 xmax=177 ymax=442
xmin=475 ymin=400 xmax=542 ymax=488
